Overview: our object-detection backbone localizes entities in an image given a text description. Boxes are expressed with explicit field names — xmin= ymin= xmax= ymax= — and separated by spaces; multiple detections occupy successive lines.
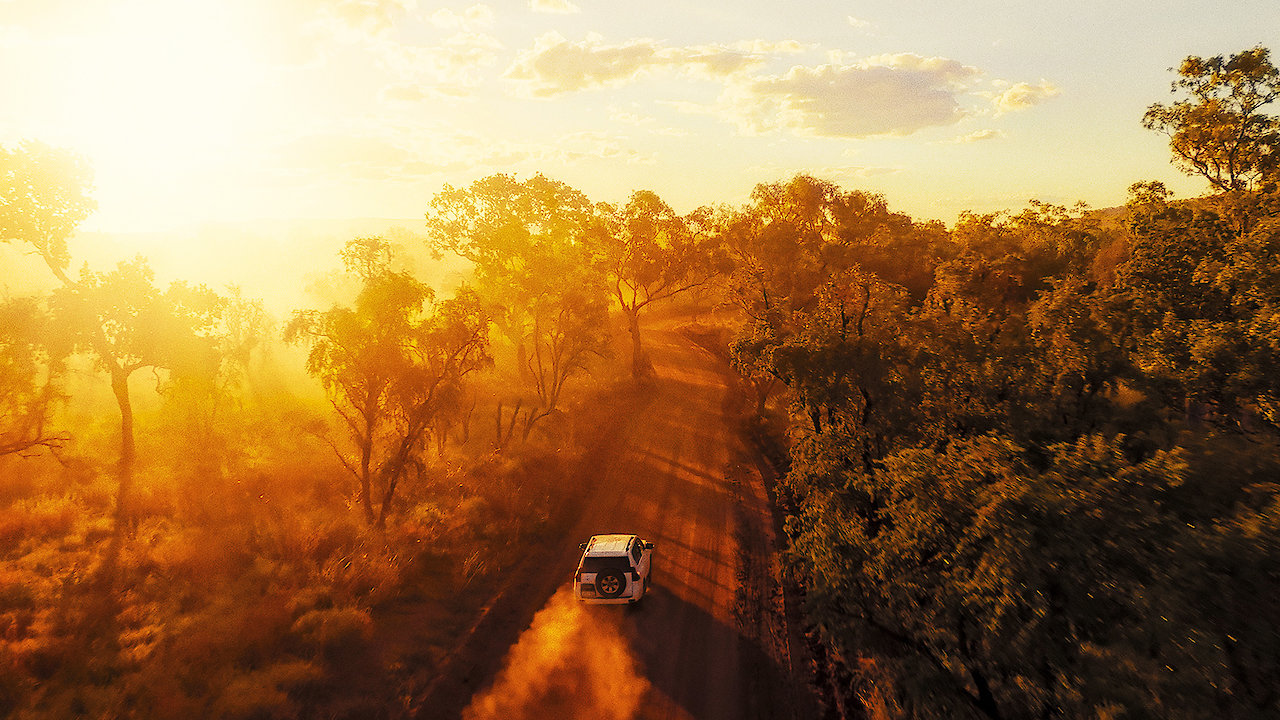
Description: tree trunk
xmin=100 ymin=365 xmax=136 ymax=584
xmin=494 ymin=398 xmax=522 ymax=451
xmin=358 ymin=438 xmax=376 ymax=526
xmin=375 ymin=471 xmax=398 ymax=529
xmin=626 ymin=308 xmax=653 ymax=380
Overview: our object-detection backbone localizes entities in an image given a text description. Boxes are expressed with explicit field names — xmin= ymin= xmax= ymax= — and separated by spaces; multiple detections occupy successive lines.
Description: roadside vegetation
xmin=2 ymin=46 xmax=1278 ymax=719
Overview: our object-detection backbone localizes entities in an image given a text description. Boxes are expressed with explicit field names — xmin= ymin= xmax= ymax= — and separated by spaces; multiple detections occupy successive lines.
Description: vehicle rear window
xmin=581 ymin=556 xmax=631 ymax=573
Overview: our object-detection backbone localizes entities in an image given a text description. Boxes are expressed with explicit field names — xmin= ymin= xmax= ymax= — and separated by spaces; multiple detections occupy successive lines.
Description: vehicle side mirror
xmin=579 ymin=542 xmax=588 ymax=549
xmin=643 ymin=542 xmax=655 ymax=550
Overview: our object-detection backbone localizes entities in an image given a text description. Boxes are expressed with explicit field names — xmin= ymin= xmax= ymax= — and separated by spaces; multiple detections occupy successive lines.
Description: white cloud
xmin=554 ymin=130 xmax=654 ymax=164
xmin=313 ymin=0 xmax=418 ymax=37
xmin=608 ymin=106 xmax=690 ymax=137
xmin=273 ymin=132 xmax=438 ymax=180
xmin=503 ymin=36 xmax=1057 ymax=141
xmin=504 ymin=32 xmax=800 ymax=96
xmin=375 ymin=30 xmax=503 ymax=97
xmin=949 ymin=128 xmax=1003 ymax=143
xmin=847 ymin=15 xmax=871 ymax=29
xmin=529 ymin=0 xmax=579 ymax=14
xmin=429 ymin=3 xmax=494 ymax=30
xmin=728 ymin=54 xmax=981 ymax=138
xmin=504 ymin=40 xmax=1022 ymax=140
xmin=993 ymin=80 xmax=1059 ymax=113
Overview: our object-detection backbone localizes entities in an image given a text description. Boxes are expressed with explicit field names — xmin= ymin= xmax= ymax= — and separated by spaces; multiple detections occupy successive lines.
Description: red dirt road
xmin=423 ymin=329 xmax=814 ymax=720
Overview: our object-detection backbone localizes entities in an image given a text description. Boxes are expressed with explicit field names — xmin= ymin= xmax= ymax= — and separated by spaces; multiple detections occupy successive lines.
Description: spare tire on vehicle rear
xmin=595 ymin=568 xmax=626 ymax=598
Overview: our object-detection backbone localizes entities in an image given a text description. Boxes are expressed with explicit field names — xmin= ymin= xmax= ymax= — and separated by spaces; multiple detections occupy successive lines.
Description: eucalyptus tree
xmin=425 ymin=174 xmax=609 ymax=441
xmin=3 ymin=143 xmax=227 ymax=573
xmin=589 ymin=190 xmax=725 ymax=378
xmin=1144 ymin=46 xmax=1280 ymax=232
xmin=286 ymin=237 xmax=492 ymax=526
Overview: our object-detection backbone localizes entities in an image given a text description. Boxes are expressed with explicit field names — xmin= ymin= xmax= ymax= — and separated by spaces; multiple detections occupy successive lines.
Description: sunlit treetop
xmin=1144 ymin=46 xmax=1280 ymax=194
xmin=0 ymin=141 xmax=96 ymax=272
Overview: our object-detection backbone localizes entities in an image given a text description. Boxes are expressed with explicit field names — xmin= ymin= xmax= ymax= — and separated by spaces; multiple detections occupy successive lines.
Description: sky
xmin=3 ymin=0 xmax=1280 ymax=238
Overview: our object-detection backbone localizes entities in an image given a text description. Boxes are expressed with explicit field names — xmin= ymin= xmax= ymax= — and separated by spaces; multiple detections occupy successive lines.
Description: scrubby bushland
xmin=729 ymin=46 xmax=1280 ymax=720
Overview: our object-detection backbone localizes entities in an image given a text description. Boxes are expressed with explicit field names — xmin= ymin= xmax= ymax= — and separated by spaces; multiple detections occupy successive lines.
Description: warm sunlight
xmin=53 ymin=1 xmax=259 ymax=216
xmin=3 ymin=3 xmax=1280 ymax=719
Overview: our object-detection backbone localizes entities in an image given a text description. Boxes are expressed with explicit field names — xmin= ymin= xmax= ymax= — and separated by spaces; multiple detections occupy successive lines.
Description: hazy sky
xmin=3 ymin=0 xmax=1279 ymax=233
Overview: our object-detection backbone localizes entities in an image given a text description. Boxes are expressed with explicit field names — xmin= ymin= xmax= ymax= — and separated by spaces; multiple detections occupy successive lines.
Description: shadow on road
xmin=627 ymin=583 xmax=790 ymax=720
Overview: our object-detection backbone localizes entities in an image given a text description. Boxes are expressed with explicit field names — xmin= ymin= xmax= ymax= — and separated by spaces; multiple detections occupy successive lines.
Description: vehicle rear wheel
xmin=596 ymin=569 xmax=625 ymax=599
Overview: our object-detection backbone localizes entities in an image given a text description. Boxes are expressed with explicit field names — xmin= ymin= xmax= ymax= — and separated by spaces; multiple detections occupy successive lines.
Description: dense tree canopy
xmin=730 ymin=48 xmax=1280 ymax=720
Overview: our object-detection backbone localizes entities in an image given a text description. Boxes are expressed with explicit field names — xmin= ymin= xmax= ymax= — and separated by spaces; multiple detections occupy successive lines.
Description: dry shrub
xmin=445 ymin=495 xmax=496 ymax=542
xmin=0 ymin=571 xmax=36 ymax=637
xmin=397 ymin=501 xmax=447 ymax=546
xmin=0 ymin=645 xmax=26 ymax=717
xmin=291 ymin=607 xmax=373 ymax=663
xmin=287 ymin=584 xmax=336 ymax=617
xmin=0 ymin=495 xmax=77 ymax=548
xmin=319 ymin=547 xmax=402 ymax=607
xmin=74 ymin=476 xmax=114 ymax=515
xmin=269 ymin=514 xmax=366 ymax=571
xmin=148 ymin=592 xmax=295 ymax=689
xmin=142 ymin=521 xmax=253 ymax=582
xmin=119 ymin=590 xmax=302 ymax=719
xmin=464 ymin=448 xmax=572 ymax=543
xmin=130 ymin=479 xmax=177 ymax=523
xmin=304 ymin=518 xmax=364 ymax=566
xmin=12 ymin=635 xmax=71 ymax=682
xmin=853 ymin=656 xmax=905 ymax=720
xmin=210 ymin=660 xmax=325 ymax=720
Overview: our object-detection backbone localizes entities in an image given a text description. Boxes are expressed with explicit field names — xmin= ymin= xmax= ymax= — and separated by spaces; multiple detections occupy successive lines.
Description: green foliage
xmin=426 ymin=174 xmax=612 ymax=433
xmin=0 ymin=297 xmax=67 ymax=457
xmin=49 ymin=258 xmax=223 ymax=376
xmin=0 ymin=141 xmax=96 ymax=275
xmin=1143 ymin=46 xmax=1280 ymax=194
xmin=1115 ymin=184 xmax=1280 ymax=430
xmin=286 ymin=238 xmax=493 ymax=526
xmin=589 ymin=189 xmax=727 ymax=376
xmin=789 ymin=433 xmax=1280 ymax=718
xmin=725 ymin=79 xmax=1280 ymax=715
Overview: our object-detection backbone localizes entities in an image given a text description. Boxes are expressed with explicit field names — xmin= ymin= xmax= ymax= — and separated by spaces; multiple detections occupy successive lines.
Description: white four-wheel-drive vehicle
xmin=574 ymin=533 xmax=654 ymax=604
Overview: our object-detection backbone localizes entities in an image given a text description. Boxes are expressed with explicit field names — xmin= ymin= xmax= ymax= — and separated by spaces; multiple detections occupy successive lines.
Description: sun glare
xmin=55 ymin=1 xmax=260 ymax=210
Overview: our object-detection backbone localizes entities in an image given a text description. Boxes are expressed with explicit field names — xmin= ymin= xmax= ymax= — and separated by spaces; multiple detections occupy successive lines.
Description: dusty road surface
xmin=424 ymin=328 xmax=814 ymax=720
